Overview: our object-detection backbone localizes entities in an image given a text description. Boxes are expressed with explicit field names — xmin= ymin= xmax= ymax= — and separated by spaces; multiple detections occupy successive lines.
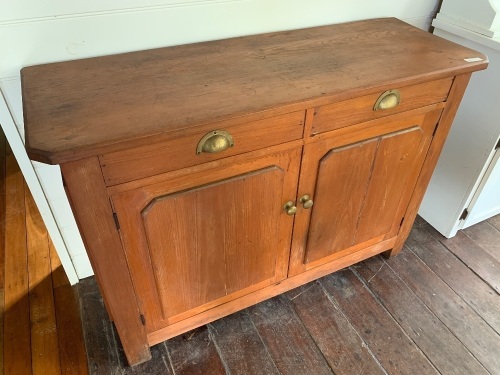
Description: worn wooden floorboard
xmin=209 ymin=310 xmax=280 ymax=375
xmin=384 ymin=246 xmax=500 ymax=373
xmin=407 ymin=225 xmax=500 ymax=334
xmin=26 ymin=188 xmax=62 ymax=375
xmin=463 ymin=221 xmax=500 ymax=261
xmin=425 ymin=223 xmax=500 ymax=294
xmin=320 ymin=269 xmax=438 ymax=375
xmin=113 ymin=325 xmax=172 ymax=375
xmin=356 ymin=255 xmax=492 ymax=375
xmin=165 ymin=325 xmax=226 ymax=375
xmin=3 ymin=145 xmax=31 ymax=375
xmin=78 ymin=277 xmax=121 ymax=374
xmin=286 ymin=281 xmax=385 ymax=375
xmin=53 ymin=284 xmax=90 ymax=375
xmin=248 ymin=295 xmax=334 ymax=375
xmin=488 ymin=215 xmax=500 ymax=231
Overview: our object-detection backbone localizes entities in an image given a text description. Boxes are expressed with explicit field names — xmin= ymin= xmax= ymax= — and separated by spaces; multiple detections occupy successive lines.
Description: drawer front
xmin=100 ymin=111 xmax=305 ymax=186
xmin=311 ymin=77 xmax=453 ymax=135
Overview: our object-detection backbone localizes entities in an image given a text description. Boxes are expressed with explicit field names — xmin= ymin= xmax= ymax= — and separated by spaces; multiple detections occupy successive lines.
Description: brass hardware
xmin=373 ymin=89 xmax=401 ymax=111
xmin=283 ymin=201 xmax=297 ymax=215
xmin=300 ymin=195 xmax=314 ymax=209
xmin=196 ymin=130 xmax=234 ymax=154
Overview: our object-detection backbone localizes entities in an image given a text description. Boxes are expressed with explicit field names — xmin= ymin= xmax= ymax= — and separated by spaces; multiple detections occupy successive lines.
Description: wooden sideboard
xmin=21 ymin=18 xmax=487 ymax=365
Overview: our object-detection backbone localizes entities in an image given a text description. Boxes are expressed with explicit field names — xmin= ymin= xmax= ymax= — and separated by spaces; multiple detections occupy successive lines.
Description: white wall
xmin=0 ymin=0 xmax=441 ymax=280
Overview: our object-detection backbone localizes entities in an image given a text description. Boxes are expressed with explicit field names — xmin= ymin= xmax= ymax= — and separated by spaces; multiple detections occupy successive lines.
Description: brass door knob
xmin=300 ymin=195 xmax=314 ymax=209
xmin=283 ymin=201 xmax=297 ymax=215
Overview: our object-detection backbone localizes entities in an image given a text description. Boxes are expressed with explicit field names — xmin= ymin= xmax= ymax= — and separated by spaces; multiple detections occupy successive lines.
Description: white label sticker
xmin=464 ymin=57 xmax=483 ymax=62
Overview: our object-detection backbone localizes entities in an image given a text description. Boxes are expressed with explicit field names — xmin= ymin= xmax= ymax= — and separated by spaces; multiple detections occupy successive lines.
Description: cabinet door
xmin=110 ymin=147 xmax=301 ymax=332
xmin=289 ymin=108 xmax=442 ymax=275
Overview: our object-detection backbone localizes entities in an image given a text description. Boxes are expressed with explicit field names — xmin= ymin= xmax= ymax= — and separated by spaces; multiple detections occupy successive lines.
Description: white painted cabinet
xmin=419 ymin=4 xmax=500 ymax=237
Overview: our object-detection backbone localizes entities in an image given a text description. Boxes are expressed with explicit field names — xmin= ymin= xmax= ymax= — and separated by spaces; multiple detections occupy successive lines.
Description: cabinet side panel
xmin=387 ymin=73 xmax=472 ymax=256
xmin=60 ymin=157 xmax=151 ymax=365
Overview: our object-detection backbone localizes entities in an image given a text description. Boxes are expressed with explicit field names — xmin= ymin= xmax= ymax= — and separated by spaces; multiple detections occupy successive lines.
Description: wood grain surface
xmin=61 ymin=157 xmax=151 ymax=365
xmin=140 ymin=167 xmax=285 ymax=320
xmin=311 ymin=77 xmax=452 ymax=134
xmin=320 ymin=269 xmax=439 ymax=374
xmin=209 ymin=310 xmax=280 ymax=375
xmin=111 ymin=146 xmax=301 ymax=333
xmin=356 ymin=256 xmax=489 ymax=375
xmin=383 ymin=247 xmax=500 ymax=373
xmin=286 ymin=282 xmax=385 ymax=375
xmin=166 ymin=326 xmax=226 ymax=375
xmin=3 ymin=146 xmax=31 ymax=375
xmin=406 ymin=224 xmax=500 ymax=334
xmin=26 ymin=190 xmax=62 ymax=375
xmin=385 ymin=73 xmax=472 ymax=257
xmin=248 ymin=296 xmax=334 ymax=375
xmin=99 ymin=111 xmax=305 ymax=186
xmin=22 ymin=18 xmax=487 ymax=164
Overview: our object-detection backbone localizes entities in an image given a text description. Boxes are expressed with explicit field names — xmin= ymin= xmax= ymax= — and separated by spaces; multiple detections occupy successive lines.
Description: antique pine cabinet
xmin=22 ymin=18 xmax=487 ymax=365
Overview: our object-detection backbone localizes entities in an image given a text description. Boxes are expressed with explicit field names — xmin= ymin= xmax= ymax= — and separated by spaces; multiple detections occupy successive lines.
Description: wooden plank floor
xmin=0 ymin=130 xmax=88 ymax=375
xmin=1 ymin=126 xmax=500 ymax=374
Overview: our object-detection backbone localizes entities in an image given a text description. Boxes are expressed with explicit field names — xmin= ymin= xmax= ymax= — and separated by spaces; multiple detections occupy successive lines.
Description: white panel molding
xmin=437 ymin=0 xmax=500 ymax=37
xmin=0 ymin=0 xmax=244 ymax=24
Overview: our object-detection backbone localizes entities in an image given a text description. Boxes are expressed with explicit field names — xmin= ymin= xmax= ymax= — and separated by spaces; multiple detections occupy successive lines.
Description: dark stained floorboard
xmin=72 ymin=217 xmax=500 ymax=374
xmin=165 ymin=326 xmax=227 ymax=375
xmin=248 ymin=295 xmax=334 ymax=375
xmin=407 ymin=225 xmax=500 ymax=333
xmin=384 ymin=246 xmax=500 ymax=373
xmin=463 ymin=221 xmax=500 ymax=261
xmin=114 ymin=326 xmax=173 ymax=375
xmin=209 ymin=310 xmax=280 ymax=375
xmin=488 ymin=215 xmax=500 ymax=231
xmin=71 ymin=217 xmax=500 ymax=374
xmin=320 ymin=269 xmax=439 ymax=375
xmin=78 ymin=278 xmax=121 ymax=375
xmin=286 ymin=282 xmax=386 ymax=375
xmin=426 ymin=224 xmax=500 ymax=294
xmin=355 ymin=256 xmax=490 ymax=375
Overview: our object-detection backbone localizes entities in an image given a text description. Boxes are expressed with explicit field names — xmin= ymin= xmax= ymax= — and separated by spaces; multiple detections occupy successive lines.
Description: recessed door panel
xmin=289 ymin=108 xmax=441 ymax=275
xmin=111 ymin=147 xmax=301 ymax=331
xmin=141 ymin=168 xmax=283 ymax=319
xmin=354 ymin=127 xmax=425 ymax=244
xmin=305 ymin=139 xmax=379 ymax=263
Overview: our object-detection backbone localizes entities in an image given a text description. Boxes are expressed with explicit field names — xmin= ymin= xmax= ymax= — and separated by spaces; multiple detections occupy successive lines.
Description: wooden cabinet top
xmin=22 ymin=18 xmax=487 ymax=164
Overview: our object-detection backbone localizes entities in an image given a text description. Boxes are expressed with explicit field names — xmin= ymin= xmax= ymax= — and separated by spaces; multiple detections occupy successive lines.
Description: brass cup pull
xmin=373 ymin=89 xmax=401 ymax=111
xmin=284 ymin=201 xmax=297 ymax=216
xmin=196 ymin=130 xmax=234 ymax=154
xmin=300 ymin=195 xmax=314 ymax=209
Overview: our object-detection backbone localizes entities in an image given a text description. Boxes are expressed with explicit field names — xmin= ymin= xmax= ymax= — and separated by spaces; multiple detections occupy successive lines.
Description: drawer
xmin=100 ymin=111 xmax=305 ymax=186
xmin=311 ymin=77 xmax=453 ymax=135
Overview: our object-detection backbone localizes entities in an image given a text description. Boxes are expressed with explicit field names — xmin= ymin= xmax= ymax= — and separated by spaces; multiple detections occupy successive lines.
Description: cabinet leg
xmin=61 ymin=157 xmax=151 ymax=365
xmin=382 ymin=245 xmax=403 ymax=258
